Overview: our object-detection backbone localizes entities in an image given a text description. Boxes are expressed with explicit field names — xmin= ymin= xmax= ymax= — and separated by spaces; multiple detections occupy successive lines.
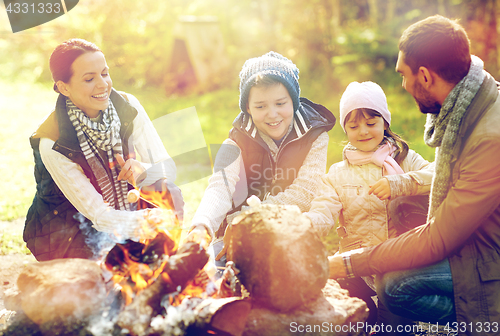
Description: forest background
xmin=1 ymin=0 xmax=499 ymax=254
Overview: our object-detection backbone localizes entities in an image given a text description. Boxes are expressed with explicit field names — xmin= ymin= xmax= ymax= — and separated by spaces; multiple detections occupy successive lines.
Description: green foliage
xmin=0 ymin=231 xmax=31 ymax=255
xmin=2 ymin=0 xmax=496 ymax=91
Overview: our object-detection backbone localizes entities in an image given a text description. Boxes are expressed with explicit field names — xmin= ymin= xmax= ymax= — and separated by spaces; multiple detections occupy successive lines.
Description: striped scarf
xmin=66 ymin=98 xmax=131 ymax=211
xmin=424 ymin=56 xmax=485 ymax=220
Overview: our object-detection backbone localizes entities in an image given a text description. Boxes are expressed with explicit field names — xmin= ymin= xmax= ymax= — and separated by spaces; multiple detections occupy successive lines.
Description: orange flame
xmin=106 ymin=186 xmax=218 ymax=307
xmin=139 ymin=186 xmax=183 ymax=245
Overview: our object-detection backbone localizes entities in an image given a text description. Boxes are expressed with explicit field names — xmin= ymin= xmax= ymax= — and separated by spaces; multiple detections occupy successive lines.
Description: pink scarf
xmin=344 ymin=143 xmax=404 ymax=176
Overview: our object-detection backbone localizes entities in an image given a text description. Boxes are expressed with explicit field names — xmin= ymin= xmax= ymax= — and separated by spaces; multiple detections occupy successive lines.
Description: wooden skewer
xmin=127 ymin=189 xmax=159 ymax=208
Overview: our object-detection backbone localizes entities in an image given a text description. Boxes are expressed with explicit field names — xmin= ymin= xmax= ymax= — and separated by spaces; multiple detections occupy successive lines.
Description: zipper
xmin=240 ymin=121 xmax=311 ymax=193
xmin=342 ymin=184 xmax=363 ymax=195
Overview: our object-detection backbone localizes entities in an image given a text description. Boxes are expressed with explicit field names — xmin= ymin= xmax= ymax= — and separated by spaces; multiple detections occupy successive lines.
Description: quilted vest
xmin=24 ymin=90 xmax=137 ymax=261
xmin=215 ymin=97 xmax=335 ymax=237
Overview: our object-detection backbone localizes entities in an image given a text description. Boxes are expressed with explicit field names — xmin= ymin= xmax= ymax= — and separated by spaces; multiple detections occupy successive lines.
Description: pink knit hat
xmin=339 ymin=81 xmax=391 ymax=132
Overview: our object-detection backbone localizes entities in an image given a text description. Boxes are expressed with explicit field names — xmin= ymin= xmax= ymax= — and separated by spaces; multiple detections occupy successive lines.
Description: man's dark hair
xmin=399 ymin=15 xmax=471 ymax=84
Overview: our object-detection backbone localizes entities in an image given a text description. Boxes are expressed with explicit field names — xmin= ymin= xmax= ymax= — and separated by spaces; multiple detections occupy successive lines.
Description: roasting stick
xmin=118 ymin=160 xmax=160 ymax=208
xmin=127 ymin=189 xmax=159 ymax=208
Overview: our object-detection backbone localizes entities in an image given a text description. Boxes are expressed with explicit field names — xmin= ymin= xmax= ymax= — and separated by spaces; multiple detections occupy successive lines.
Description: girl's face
xmin=345 ymin=110 xmax=386 ymax=152
xmin=57 ymin=51 xmax=112 ymax=118
xmin=247 ymin=83 xmax=294 ymax=141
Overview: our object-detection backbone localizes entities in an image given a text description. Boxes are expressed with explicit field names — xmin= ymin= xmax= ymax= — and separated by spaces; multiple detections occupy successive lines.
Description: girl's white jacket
xmin=305 ymin=149 xmax=434 ymax=253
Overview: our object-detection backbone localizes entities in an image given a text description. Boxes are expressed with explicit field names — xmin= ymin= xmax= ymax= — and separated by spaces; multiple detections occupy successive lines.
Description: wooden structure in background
xmin=166 ymin=16 xmax=229 ymax=94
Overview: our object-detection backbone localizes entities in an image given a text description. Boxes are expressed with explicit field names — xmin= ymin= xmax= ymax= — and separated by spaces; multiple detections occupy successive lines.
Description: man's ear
xmin=417 ymin=66 xmax=434 ymax=89
xmin=56 ymin=81 xmax=70 ymax=97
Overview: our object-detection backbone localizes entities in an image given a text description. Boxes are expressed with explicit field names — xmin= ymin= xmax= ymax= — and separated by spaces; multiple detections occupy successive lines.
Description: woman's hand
xmin=369 ymin=177 xmax=391 ymax=200
xmin=116 ymin=154 xmax=146 ymax=186
xmin=328 ymin=253 xmax=347 ymax=279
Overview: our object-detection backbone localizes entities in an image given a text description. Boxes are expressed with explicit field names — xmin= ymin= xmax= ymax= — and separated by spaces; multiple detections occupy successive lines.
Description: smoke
xmin=74 ymin=212 xmax=117 ymax=261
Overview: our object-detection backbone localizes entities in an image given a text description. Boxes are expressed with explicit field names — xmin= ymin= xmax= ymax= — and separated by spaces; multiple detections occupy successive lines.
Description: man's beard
xmin=413 ymin=81 xmax=442 ymax=114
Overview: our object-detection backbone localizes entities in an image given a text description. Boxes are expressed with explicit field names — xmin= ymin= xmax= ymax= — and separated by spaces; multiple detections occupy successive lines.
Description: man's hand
xmin=116 ymin=154 xmax=146 ymax=186
xmin=328 ymin=253 xmax=347 ymax=279
xmin=368 ymin=177 xmax=391 ymax=200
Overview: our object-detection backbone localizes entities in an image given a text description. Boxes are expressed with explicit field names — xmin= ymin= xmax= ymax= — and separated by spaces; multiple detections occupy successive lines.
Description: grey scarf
xmin=424 ymin=56 xmax=485 ymax=220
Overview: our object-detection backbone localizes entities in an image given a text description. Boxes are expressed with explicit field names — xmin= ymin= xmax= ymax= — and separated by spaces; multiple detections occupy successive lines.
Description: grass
xmin=0 ymin=80 xmax=55 ymax=221
xmin=0 ymin=77 xmax=434 ymax=255
xmin=0 ymin=231 xmax=31 ymax=255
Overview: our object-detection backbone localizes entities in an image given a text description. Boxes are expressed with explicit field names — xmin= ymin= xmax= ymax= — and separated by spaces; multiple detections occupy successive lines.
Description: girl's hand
xmin=116 ymin=154 xmax=146 ymax=186
xmin=368 ymin=177 xmax=391 ymax=200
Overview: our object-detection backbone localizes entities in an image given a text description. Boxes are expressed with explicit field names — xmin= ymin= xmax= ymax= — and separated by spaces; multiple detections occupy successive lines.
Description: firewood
xmin=116 ymin=241 xmax=209 ymax=335
xmin=147 ymin=296 xmax=251 ymax=336
xmin=104 ymin=232 xmax=176 ymax=276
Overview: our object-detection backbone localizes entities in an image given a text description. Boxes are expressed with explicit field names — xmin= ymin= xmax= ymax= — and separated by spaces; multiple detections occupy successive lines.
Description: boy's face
xmin=345 ymin=111 xmax=386 ymax=152
xmin=247 ymin=83 xmax=294 ymax=141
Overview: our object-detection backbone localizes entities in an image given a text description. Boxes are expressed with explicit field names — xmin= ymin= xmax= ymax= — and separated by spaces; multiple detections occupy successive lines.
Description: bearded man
xmin=328 ymin=15 xmax=500 ymax=335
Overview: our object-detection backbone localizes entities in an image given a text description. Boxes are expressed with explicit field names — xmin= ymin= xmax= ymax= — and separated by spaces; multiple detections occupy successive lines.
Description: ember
xmin=116 ymin=241 xmax=211 ymax=335
xmin=101 ymin=181 xmax=216 ymax=309
xmin=104 ymin=231 xmax=177 ymax=305
xmin=103 ymin=184 xmax=218 ymax=317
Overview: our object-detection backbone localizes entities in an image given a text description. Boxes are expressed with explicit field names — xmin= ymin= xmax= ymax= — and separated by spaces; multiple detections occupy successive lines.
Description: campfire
xmin=1 ymin=189 xmax=369 ymax=336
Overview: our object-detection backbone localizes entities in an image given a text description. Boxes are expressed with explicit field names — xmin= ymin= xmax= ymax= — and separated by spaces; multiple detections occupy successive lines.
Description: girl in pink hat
xmin=305 ymin=81 xmax=434 ymax=332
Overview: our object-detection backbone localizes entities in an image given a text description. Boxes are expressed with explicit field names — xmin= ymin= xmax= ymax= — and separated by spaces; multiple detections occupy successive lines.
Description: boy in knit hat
xmin=187 ymin=51 xmax=336 ymax=273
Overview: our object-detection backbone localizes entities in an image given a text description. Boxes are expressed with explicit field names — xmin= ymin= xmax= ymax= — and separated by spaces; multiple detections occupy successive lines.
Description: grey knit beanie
xmin=239 ymin=51 xmax=300 ymax=113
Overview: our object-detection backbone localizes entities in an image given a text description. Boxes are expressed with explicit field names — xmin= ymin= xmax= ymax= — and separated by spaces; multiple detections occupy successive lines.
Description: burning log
xmin=148 ymin=296 xmax=251 ymax=336
xmin=229 ymin=204 xmax=329 ymax=312
xmin=104 ymin=231 xmax=176 ymax=274
xmin=116 ymin=241 xmax=209 ymax=335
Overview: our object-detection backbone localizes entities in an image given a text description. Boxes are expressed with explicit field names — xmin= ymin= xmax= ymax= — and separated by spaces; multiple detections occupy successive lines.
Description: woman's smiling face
xmin=345 ymin=109 xmax=386 ymax=152
xmin=246 ymin=83 xmax=294 ymax=141
xmin=57 ymin=51 xmax=112 ymax=118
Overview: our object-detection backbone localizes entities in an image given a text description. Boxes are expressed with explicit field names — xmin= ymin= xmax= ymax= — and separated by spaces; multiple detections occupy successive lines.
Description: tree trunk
xmin=367 ymin=0 xmax=379 ymax=28
xmin=385 ymin=0 xmax=396 ymax=23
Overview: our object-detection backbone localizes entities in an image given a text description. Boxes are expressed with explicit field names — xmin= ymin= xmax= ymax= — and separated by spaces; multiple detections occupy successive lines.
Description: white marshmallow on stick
xmin=127 ymin=189 xmax=140 ymax=203
xmin=247 ymin=195 xmax=261 ymax=208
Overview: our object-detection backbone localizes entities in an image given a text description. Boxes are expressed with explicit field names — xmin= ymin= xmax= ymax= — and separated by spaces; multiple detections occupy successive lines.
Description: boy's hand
xmin=215 ymin=223 xmax=233 ymax=261
xmin=185 ymin=225 xmax=210 ymax=245
xmin=116 ymin=154 xmax=145 ymax=186
xmin=368 ymin=177 xmax=391 ymax=200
